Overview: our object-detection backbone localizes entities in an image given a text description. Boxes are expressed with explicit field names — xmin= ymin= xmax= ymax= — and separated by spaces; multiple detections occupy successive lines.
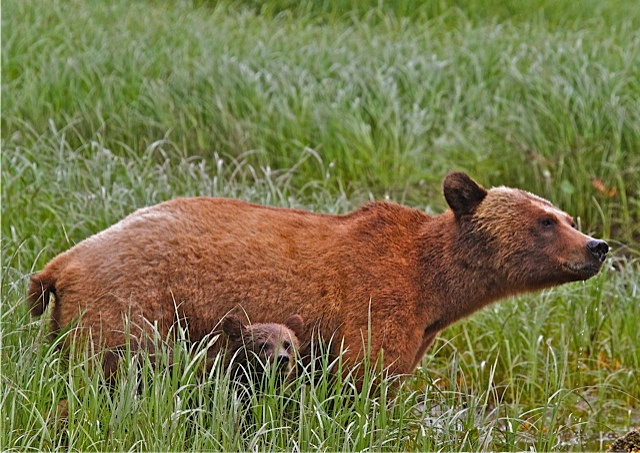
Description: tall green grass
xmin=2 ymin=140 xmax=638 ymax=452
xmin=3 ymin=0 xmax=639 ymax=245
xmin=2 ymin=0 xmax=639 ymax=451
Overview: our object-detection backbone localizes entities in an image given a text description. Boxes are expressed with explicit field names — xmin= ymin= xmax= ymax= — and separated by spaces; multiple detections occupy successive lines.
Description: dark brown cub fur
xmin=207 ymin=314 xmax=303 ymax=385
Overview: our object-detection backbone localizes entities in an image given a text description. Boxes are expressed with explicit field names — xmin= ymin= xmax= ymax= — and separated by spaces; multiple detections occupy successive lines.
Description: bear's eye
xmin=283 ymin=341 xmax=291 ymax=351
xmin=256 ymin=342 xmax=267 ymax=351
xmin=540 ymin=217 xmax=555 ymax=228
xmin=570 ymin=220 xmax=577 ymax=229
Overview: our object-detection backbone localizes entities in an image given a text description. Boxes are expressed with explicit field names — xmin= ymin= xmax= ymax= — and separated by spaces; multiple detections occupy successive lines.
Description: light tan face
xmin=246 ymin=324 xmax=299 ymax=375
xmin=222 ymin=315 xmax=304 ymax=379
xmin=475 ymin=187 xmax=609 ymax=288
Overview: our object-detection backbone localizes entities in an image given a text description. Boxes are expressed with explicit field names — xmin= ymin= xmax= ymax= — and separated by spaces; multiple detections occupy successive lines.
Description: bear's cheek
xmin=526 ymin=223 xmax=584 ymax=265
xmin=501 ymin=227 xmax=557 ymax=265
xmin=256 ymin=345 xmax=275 ymax=366
xmin=497 ymin=233 xmax=567 ymax=285
xmin=537 ymin=239 xmax=585 ymax=276
xmin=259 ymin=350 xmax=271 ymax=364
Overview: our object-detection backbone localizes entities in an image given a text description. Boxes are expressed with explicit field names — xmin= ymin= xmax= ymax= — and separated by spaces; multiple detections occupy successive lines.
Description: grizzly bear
xmin=208 ymin=314 xmax=304 ymax=385
xmin=28 ymin=172 xmax=608 ymax=381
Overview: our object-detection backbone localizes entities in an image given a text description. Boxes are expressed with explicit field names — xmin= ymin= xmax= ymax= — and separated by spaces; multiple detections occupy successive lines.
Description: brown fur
xmin=28 ymin=172 xmax=608 ymax=380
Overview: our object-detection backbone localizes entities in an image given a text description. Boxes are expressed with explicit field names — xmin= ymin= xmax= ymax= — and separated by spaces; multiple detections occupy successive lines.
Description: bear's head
xmin=442 ymin=172 xmax=608 ymax=292
xmin=221 ymin=314 xmax=304 ymax=381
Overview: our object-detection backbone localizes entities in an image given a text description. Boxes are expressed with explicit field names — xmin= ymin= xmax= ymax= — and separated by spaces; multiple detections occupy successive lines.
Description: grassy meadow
xmin=2 ymin=0 xmax=639 ymax=451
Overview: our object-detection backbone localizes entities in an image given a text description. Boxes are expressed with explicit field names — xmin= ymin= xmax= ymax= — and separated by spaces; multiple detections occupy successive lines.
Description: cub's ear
xmin=221 ymin=315 xmax=246 ymax=341
xmin=284 ymin=314 xmax=304 ymax=339
xmin=443 ymin=172 xmax=487 ymax=218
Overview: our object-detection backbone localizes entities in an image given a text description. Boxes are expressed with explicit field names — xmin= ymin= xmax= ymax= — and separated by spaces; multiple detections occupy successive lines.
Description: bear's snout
xmin=276 ymin=353 xmax=291 ymax=370
xmin=586 ymin=239 xmax=609 ymax=263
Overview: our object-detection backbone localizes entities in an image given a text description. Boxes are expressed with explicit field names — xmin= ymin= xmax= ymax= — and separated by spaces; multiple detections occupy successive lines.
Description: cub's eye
xmin=570 ymin=221 xmax=577 ymax=229
xmin=283 ymin=341 xmax=291 ymax=351
xmin=256 ymin=342 xmax=267 ymax=351
xmin=540 ymin=217 xmax=555 ymax=228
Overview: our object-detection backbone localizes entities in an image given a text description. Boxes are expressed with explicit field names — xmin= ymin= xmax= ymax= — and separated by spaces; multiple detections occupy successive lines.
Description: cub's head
xmin=221 ymin=314 xmax=304 ymax=380
xmin=443 ymin=172 xmax=608 ymax=291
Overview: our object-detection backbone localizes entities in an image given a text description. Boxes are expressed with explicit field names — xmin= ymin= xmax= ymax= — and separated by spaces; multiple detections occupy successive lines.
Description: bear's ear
xmin=222 ymin=315 xmax=246 ymax=341
xmin=284 ymin=314 xmax=304 ymax=339
xmin=443 ymin=172 xmax=487 ymax=218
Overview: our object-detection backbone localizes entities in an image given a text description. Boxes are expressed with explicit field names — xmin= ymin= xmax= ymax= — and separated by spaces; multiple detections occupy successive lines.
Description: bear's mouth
xmin=561 ymin=261 xmax=603 ymax=280
xmin=277 ymin=364 xmax=294 ymax=377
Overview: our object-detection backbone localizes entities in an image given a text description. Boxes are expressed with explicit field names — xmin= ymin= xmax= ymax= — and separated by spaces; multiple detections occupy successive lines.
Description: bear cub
xmin=208 ymin=314 xmax=304 ymax=387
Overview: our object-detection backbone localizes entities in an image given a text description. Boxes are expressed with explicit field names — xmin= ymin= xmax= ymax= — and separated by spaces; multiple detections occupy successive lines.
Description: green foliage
xmin=2 ymin=0 xmax=639 ymax=451
xmin=3 ymin=0 xmax=639 ymax=244
xmin=2 ymin=139 xmax=639 ymax=452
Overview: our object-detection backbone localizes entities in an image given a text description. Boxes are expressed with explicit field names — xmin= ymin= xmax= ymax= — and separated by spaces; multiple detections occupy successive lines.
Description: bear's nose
xmin=277 ymin=353 xmax=290 ymax=369
xmin=586 ymin=240 xmax=609 ymax=262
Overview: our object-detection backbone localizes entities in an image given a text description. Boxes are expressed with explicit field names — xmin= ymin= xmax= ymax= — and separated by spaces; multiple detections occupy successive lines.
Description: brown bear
xmin=28 ymin=172 xmax=608 ymax=381
xmin=208 ymin=314 xmax=304 ymax=385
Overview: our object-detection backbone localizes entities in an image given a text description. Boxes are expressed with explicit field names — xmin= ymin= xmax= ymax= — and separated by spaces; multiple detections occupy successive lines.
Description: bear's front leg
xmin=336 ymin=319 xmax=424 ymax=389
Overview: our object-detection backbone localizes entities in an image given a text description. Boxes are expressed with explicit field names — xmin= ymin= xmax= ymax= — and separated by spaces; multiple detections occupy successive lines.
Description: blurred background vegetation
xmin=3 ymin=0 xmax=639 ymax=251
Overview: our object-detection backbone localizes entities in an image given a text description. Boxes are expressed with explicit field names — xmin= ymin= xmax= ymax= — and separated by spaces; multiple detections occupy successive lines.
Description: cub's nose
xmin=277 ymin=353 xmax=290 ymax=369
xmin=587 ymin=240 xmax=609 ymax=262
